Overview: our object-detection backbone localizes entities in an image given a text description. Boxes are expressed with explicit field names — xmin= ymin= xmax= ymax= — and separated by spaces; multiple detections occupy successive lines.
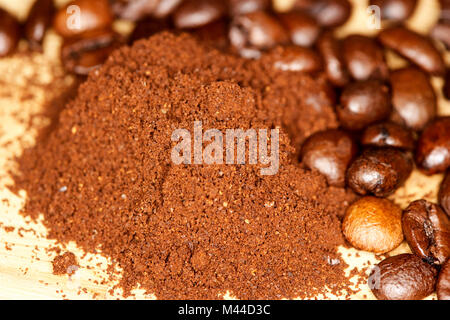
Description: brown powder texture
xmin=52 ymin=252 xmax=79 ymax=276
xmin=15 ymin=32 xmax=356 ymax=299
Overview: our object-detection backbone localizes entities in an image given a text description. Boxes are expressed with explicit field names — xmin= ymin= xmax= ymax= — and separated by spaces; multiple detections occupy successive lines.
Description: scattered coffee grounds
xmin=15 ymin=33 xmax=356 ymax=299
xmin=52 ymin=252 xmax=79 ymax=276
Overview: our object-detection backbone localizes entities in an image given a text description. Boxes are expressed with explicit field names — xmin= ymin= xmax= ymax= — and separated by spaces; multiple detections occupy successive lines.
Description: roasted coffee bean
xmin=191 ymin=19 xmax=230 ymax=50
xmin=369 ymin=0 xmax=417 ymax=21
xmin=309 ymin=0 xmax=352 ymax=28
xmin=229 ymin=11 xmax=289 ymax=59
xmin=301 ymin=129 xmax=358 ymax=187
xmin=54 ymin=0 xmax=113 ymax=38
xmin=111 ymin=0 xmax=159 ymax=21
xmin=277 ymin=11 xmax=320 ymax=48
xmin=390 ymin=67 xmax=436 ymax=131
xmin=347 ymin=147 xmax=413 ymax=197
xmin=24 ymin=0 xmax=54 ymax=50
xmin=402 ymin=200 xmax=450 ymax=265
xmin=61 ymin=29 xmax=122 ymax=75
xmin=378 ymin=27 xmax=446 ymax=76
xmin=153 ymin=0 xmax=183 ymax=18
xmin=431 ymin=22 xmax=450 ymax=49
xmin=441 ymin=0 xmax=450 ymax=21
xmin=361 ymin=122 xmax=415 ymax=150
xmin=173 ymin=0 xmax=226 ymax=29
xmin=342 ymin=35 xmax=389 ymax=81
xmin=337 ymin=80 xmax=391 ymax=130
xmin=416 ymin=117 xmax=450 ymax=174
xmin=440 ymin=172 xmax=450 ymax=217
xmin=342 ymin=197 xmax=403 ymax=253
xmin=317 ymin=30 xmax=349 ymax=87
xmin=444 ymin=70 xmax=450 ymax=100
xmin=437 ymin=259 xmax=450 ymax=300
xmin=266 ymin=45 xmax=322 ymax=73
xmin=229 ymin=0 xmax=269 ymax=16
xmin=0 ymin=8 xmax=20 ymax=57
xmin=370 ymin=254 xmax=437 ymax=300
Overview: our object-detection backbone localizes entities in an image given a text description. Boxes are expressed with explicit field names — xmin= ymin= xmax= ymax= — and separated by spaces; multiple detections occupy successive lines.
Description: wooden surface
xmin=0 ymin=0 xmax=449 ymax=300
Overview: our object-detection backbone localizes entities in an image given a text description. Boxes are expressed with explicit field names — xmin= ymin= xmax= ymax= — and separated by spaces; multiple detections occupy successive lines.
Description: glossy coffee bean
xmin=25 ymin=0 xmax=54 ymax=50
xmin=153 ymin=0 xmax=183 ymax=18
xmin=61 ymin=29 xmax=122 ymax=75
xmin=337 ymin=80 xmax=391 ymax=130
xmin=369 ymin=0 xmax=417 ymax=21
xmin=317 ymin=31 xmax=349 ymax=87
xmin=439 ymin=171 xmax=450 ymax=217
xmin=444 ymin=70 xmax=450 ymax=100
xmin=111 ymin=0 xmax=159 ymax=21
xmin=0 ymin=8 xmax=20 ymax=57
xmin=277 ymin=11 xmax=320 ymax=48
xmin=416 ymin=117 xmax=450 ymax=175
xmin=229 ymin=0 xmax=269 ymax=16
xmin=347 ymin=147 xmax=413 ymax=197
xmin=431 ymin=22 xmax=450 ymax=49
xmin=437 ymin=260 xmax=450 ymax=300
xmin=309 ymin=0 xmax=352 ymax=28
xmin=342 ymin=197 xmax=403 ymax=253
xmin=301 ymin=129 xmax=358 ymax=187
xmin=402 ymin=200 xmax=450 ymax=265
xmin=361 ymin=122 xmax=415 ymax=150
xmin=370 ymin=254 xmax=437 ymax=300
xmin=266 ymin=45 xmax=322 ymax=73
xmin=342 ymin=35 xmax=389 ymax=81
xmin=390 ymin=67 xmax=436 ymax=131
xmin=173 ymin=0 xmax=226 ymax=29
xmin=378 ymin=27 xmax=446 ymax=76
xmin=229 ymin=11 xmax=289 ymax=59
xmin=54 ymin=0 xmax=113 ymax=38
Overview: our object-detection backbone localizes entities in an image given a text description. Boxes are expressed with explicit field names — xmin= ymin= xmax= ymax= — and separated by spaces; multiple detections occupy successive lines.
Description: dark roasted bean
xmin=173 ymin=0 xmax=226 ymax=29
xmin=378 ymin=27 xmax=446 ymax=76
xmin=309 ymin=0 xmax=352 ymax=28
xmin=347 ymin=147 xmax=413 ymax=197
xmin=437 ymin=259 xmax=450 ymax=300
xmin=229 ymin=0 xmax=269 ymax=16
xmin=439 ymin=171 xmax=450 ymax=217
xmin=337 ymin=80 xmax=391 ymax=130
xmin=416 ymin=117 xmax=450 ymax=175
xmin=0 ymin=8 xmax=20 ymax=57
xmin=111 ymin=0 xmax=158 ymax=21
xmin=431 ymin=21 xmax=450 ymax=49
xmin=153 ymin=0 xmax=183 ymax=18
xmin=25 ymin=0 xmax=54 ymax=50
xmin=265 ymin=45 xmax=322 ymax=73
xmin=54 ymin=0 xmax=113 ymax=37
xmin=130 ymin=18 xmax=172 ymax=43
xmin=390 ymin=67 xmax=436 ymax=131
xmin=342 ymin=35 xmax=389 ymax=81
xmin=370 ymin=254 xmax=437 ymax=300
xmin=441 ymin=0 xmax=450 ymax=21
xmin=301 ymin=129 xmax=358 ymax=187
xmin=317 ymin=30 xmax=349 ymax=87
xmin=277 ymin=11 xmax=320 ymax=47
xmin=444 ymin=69 xmax=450 ymax=100
xmin=361 ymin=122 xmax=415 ymax=150
xmin=369 ymin=0 xmax=417 ymax=21
xmin=402 ymin=200 xmax=450 ymax=265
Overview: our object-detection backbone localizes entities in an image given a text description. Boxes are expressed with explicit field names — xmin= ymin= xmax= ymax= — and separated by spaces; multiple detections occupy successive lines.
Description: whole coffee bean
xmin=369 ymin=0 xmax=417 ymax=21
xmin=370 ymin=254 xmax=437 ymax=300
xmin=61 ymin=29 xmax=122 ymax=75
xmin=277 ymin=11 xmax=320 ymax=48
xmin=378 ymin=27 xmax=446 ymax=76
xmin=390 ymin=67 xmax=436 ymax=131
xmin=266 ymin=45 xmax=322 ymax=73
xmin=444 ymin=70 xmax=450 ymax=100
xmin=229 ymin=11 xmax=289 ymax=59
xmin=437 ymin=259 xmax=450 ymax=300
xmin=0 ymin=8 xmax=20 ymax=57
xmin=111 ymin=0 xmax=159 ymax=21
xmin=416 ymin=117 xmax=450 ymax=175
xmin=173 ymin=0 xmax=226 ymax=29
xmin=431 ymin=22 xmax=450 ymax=49
xmin=153 ymin=0 xmax=183 ymax=18
xmin=229 ymin=0 xmax=269 ymax=16
xmin=342 ymin=197 xmax=403 ymax=253
xmin=342 ymin=35 xmax=389 ymax=81
xmin=316 ymin=31 xmax=349 ymax=87
xmin=54 ymin=0 xmax=113 ymax=38
xmin=337 ymin=80 xmax=391 ymax=130
xmin=347 ymin=148 xmax=413 ymax=197
xmin=301 ymin=129 xmax=358 ymax=187
xmin=402 ymin=200 xmax=450 ymax=265
xmin=439 ymin=172 xmax=450 ymax=217
xmin=309 ymin=0 xmax=352 ymax=28
xmin=24 ymin=0 xmax=54 ymax=50
xmin=361 ymin=122 xmax=415 ymax=150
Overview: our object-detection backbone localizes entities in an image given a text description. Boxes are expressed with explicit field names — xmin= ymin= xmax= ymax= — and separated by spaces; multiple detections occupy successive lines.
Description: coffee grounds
xmin=52 ymin=252 xmax=79 ymax=276
xmin=15 ymin=32 xmax=356 ymax=299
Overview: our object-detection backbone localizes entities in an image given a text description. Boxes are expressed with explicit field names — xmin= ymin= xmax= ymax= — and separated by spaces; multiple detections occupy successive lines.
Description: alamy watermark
xmin=171 ymin=121 xmax=280 ymax=176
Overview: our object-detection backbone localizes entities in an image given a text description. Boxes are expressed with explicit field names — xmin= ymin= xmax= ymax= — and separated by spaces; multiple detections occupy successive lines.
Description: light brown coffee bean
xmin=361 ymin=122 xmax=415 ymax=150
xmin=390 ymin=67 xmax=436 ymax=131
xmin=337 ymin=80 xmax=391 ymax=130
xmin=265 ymin=45 xmax=323 ymax=73
xmin=277 ymin=11 xmax=320 ymax=48
xmin=342 ymin=35 xmax=389 ymax=81
xmin=342 ymin=197 xmax=403 ymax=253
xmin=0 ymin=8 xmax=20 ymax=57
xmin=25 ymin=0 xmax=54 ymax=50
xmin=347 ymin=147 xmax=413 ymax=197
xmin=369 ymin=0 xmax=417 ymax=21
xmin=437 ymin=259 xmax=450 ymax=300
xmin=378 ymin=27 xmax=446 ymax=76
xmin=229 ymin=0 xmax=269 ymax=16
xmin=173 ymin=0 xmax=226 ymax=29
xmin=402 ymin=200 xmax=450 ymax=265
xmin=439 ymin=171 xmax=450 ymax=217
xmin=416 ymin=117 xmax=450 ymax=175
xmin=370 ymin=254 xmax=437 ymax=300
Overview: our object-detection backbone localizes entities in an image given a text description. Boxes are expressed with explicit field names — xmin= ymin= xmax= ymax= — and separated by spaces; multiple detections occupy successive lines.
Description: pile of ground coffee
xmin=15 ymin=32 xmax=356 ymax=299
xmin=52 ymin=252 xmax=79 ymax=276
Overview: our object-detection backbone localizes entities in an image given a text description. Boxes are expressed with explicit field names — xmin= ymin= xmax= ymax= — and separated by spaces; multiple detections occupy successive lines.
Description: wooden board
xmin=0 ymin=0 xmax=449 ymax=300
